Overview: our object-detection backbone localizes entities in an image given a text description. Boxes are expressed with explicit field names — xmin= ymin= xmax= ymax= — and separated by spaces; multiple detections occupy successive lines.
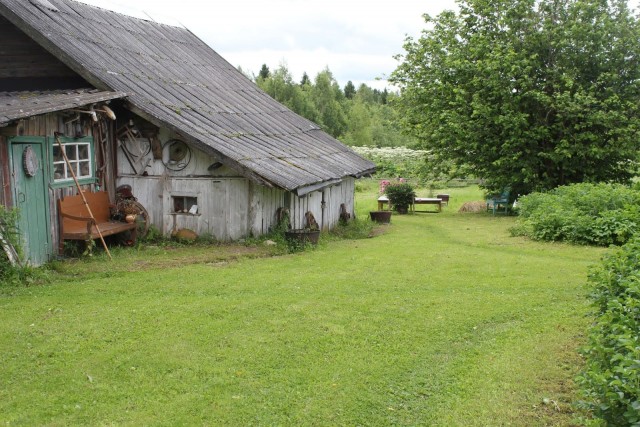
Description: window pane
xmin=53 ymin=146 xmax=63 ymax=162
xmin=173 ymin=197 xmax=184 ymax=213
xmin=78 ymin=144 xmax=89 ymax=160
xmin=66 ymin=145 xmax=77 ymax=160
xmin=79 ymin=161 xmax=90 ymax=177
xmin=186 ymin=197 xmax=197 ymax=211
xmin=54 ymin=163 xmax=65 ymax=180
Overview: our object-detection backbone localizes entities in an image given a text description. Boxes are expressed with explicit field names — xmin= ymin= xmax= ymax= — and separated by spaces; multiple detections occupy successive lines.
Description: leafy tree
xmin=311 ymin=69 xmax=348 ymax=138
xmin=370 ymin=100 xmax=418 ymax=147
xmin=258 ymin=63 xmax=270 ymax=80
xmin=300 ymin=72 xmax=310 ymax=86
xmin=355 ymin=83 xmax=376 ymax=104
xmin=378 ymin=88 xmax=389 ymax=105
xmin=256 ymin=64 xmax=319 ymax=124
xmin=390 ymin=0 xmax=640 ymax=195
xmin=252 ymin=64 xmax=416 ymax=149
xmin=344 ymin=80 xmax=356 ymax=99
xmin=342 ymin=100 xmax=372 ymax=146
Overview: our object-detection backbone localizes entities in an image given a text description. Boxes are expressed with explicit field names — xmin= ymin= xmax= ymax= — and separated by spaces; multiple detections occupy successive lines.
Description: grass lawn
xmin=0 ymin=184 xmax=606 ymax=426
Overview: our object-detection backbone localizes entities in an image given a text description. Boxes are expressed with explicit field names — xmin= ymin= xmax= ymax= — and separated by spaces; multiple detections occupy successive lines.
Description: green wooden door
xmin=10 ymin=139 xmax=51 ymax=265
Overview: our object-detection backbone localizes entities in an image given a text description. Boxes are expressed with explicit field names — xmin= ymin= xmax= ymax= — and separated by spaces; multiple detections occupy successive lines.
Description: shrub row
xmin=513 ymin=183 xmax=640 ymax=246
xmin=578 ymin=237 xmax=640 ymax=425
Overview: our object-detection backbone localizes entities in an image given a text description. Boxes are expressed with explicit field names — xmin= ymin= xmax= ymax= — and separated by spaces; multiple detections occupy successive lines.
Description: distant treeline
xmin=244 ymin=64 xmax=417 ymax=148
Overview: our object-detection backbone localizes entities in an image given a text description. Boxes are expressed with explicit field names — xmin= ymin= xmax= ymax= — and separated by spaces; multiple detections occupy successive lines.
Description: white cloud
xmin=78 ymin=0 xmax=459 ymax=88
xmin=228 ymin=47 xmax=397 ymax=86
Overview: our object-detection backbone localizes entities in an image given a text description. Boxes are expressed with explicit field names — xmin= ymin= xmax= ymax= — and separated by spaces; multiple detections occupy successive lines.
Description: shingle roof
xmin=0 ymin=88 xmax=126 ymax=126
xmin=0 ymin=0 xmax=376 ymax=191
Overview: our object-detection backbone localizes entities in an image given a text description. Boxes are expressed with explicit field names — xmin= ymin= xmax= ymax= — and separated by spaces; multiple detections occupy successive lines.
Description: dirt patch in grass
xmin=49 ymin=243 xmax=276 ymax=279
xmin=132 ymin=245 xmax=269 ymax=270
xmin=369 ymin=225 xmax=390 ymax=238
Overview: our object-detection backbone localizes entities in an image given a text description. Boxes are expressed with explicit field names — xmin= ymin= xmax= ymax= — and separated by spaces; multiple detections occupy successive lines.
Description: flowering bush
xmin=352 ymin=146 xmax=428 ymax=179
xmin=379 ymin=180 xmax=391 ymax=194
xmin=385 ymin=183 xmax=416 ymax=213
xmin=380 ymin=178 xmax=407 ymax=194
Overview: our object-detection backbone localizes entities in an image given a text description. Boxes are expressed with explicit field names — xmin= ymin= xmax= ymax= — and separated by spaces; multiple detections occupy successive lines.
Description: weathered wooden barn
xmin=0 ymin=0 xmax=375 ymax=265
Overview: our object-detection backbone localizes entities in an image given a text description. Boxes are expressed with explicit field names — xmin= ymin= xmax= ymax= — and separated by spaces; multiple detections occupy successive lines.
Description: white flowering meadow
xmin=351 ymin=146 xmax=428 ymax=178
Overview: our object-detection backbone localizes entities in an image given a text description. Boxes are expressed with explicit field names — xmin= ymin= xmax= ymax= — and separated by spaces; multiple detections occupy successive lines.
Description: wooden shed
xmin=0 ymin=0 xmax=375 ymax=265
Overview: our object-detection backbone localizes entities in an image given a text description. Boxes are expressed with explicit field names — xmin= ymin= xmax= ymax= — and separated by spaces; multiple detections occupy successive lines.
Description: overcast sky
xmin=77 ymin=0 xmax=640 ymax=90
xmin=76 ymin=0 xmax=459 ymax=89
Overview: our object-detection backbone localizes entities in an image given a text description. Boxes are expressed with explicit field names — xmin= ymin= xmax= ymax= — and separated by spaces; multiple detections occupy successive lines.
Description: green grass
xmin=0 ymin=185 xmax=606 ymax=425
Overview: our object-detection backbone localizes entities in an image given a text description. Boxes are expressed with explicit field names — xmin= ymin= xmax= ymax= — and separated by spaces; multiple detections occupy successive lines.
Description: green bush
xmin=577 ymin=237 xmax=640 ymax=425
xmin=0 ymin=206 xmax=48 ymax=288
xmin=384 ymin=182 xmax=416 ymax=212
xmin=0 ymin=206 xmax=21 ymax=282
xmin=513 ymin=183 xmax=640 ymax=246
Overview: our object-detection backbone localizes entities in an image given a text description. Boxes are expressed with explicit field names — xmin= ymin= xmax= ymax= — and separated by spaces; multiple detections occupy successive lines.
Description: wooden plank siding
xmin=118 ymin=173 xmax=356 ymax=241
xmin=0 ymin=111 xmax=118 ymax=257
xmin=0 ymin=14 xmax=87 ymax=88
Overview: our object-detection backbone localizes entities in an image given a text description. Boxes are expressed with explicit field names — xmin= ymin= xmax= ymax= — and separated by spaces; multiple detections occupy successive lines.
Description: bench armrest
xmin=60 ymin=211 xmax=96 ymax=223
xmin=59 ymin=212 xmax=96 ymax=235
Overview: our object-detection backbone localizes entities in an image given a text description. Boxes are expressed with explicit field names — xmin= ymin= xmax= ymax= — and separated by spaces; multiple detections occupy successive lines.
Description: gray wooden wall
xmin=117 ymin=128 xmax=357 ymax=240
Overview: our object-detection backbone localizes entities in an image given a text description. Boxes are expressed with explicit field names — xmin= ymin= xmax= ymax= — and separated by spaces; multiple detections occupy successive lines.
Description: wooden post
xmin=54 ymin=132 xmax=112 ymax=260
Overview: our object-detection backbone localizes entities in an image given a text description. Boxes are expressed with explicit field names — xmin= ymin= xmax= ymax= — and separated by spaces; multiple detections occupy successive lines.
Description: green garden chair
xmin=486 ymin=188 xmax=511 ymax=215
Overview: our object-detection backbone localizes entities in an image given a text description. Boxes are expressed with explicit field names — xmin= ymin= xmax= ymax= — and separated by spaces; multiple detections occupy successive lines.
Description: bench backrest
xmin=58 ymin=191 xmax=111 ymax=228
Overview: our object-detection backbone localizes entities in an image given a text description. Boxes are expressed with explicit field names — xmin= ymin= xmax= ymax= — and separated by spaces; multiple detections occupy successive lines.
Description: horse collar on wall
xmin=22 ymin=145 xmax=39 ymax=177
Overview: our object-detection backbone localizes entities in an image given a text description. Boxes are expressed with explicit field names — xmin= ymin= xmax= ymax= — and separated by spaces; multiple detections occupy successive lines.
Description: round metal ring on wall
xmin=22 ymin=145 xmax=39 ymax=177
xmin=162 ymin=139 xmax=191 ymax=171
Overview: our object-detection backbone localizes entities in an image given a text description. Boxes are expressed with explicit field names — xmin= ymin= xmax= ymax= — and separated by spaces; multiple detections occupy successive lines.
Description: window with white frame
xmin=52 ymin=141 xmax=92 ymax=182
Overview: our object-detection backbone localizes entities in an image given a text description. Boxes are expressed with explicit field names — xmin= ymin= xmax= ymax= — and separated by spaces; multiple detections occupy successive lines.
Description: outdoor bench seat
xmin=58 ymin=191 xmax=136 ymax=251
xmin=377 ymin=196 xmax=443 ymax=213
xmin=486 ymin=189 xmax=511 ymax=215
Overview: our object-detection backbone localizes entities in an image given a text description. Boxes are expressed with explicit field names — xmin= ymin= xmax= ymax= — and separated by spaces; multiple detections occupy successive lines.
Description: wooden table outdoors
xmin=413 ymin=197 xmax=443 ymax=213
xmin=377 ymin=196 xmax=443 ymax=213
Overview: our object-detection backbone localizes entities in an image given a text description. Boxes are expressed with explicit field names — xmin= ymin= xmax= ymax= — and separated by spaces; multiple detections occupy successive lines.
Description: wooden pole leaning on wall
xmin=54 ymin=132 xmax=112 ymax=261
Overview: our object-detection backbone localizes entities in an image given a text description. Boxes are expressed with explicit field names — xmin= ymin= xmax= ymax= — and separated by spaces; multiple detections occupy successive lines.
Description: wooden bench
xmin=436 ymin=194 xmax=450 ymax=205
xmin=377 ymin=196 xmax=443 ymax=213
xmin=58 ymin=191 xmax=137 ymax=252
xmin=413 ymin=197 xmax=443 ymax=213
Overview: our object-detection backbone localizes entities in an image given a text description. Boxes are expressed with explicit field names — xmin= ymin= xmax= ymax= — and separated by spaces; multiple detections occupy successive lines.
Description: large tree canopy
xmin=390 ymin=0 xmax=640 ymax=194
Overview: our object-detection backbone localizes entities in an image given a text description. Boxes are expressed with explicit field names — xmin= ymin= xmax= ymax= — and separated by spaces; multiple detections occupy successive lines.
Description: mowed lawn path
xmin=0 ymin=192 xmax=605 ymax=425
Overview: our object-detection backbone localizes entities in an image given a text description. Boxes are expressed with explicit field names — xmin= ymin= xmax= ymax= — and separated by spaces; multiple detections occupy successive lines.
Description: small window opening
xmin=172 ymin=196 xmax=198 ymax=214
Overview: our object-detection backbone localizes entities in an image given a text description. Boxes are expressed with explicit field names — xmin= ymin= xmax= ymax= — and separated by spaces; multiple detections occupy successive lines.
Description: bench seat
xmin=58 ymin=191 xmax=137 ymax=251
xmin=377 ymin=196 xmax=443 ymax=212
xmin=61 ymin=219 xmax=136 ymax=240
